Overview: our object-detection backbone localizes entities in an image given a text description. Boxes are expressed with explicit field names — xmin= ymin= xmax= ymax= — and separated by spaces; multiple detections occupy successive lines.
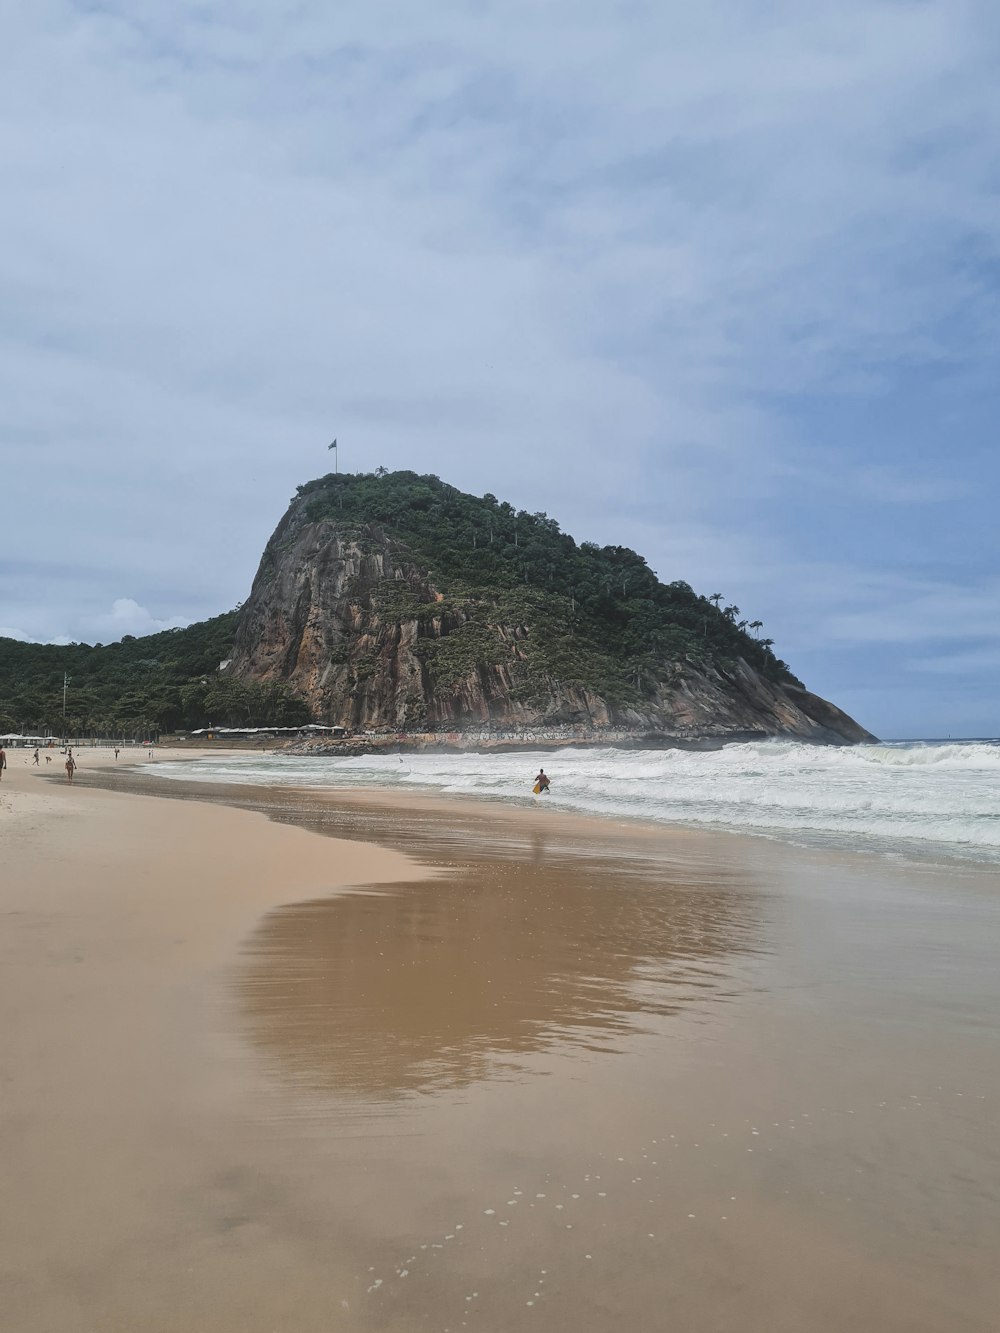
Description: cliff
xmin=227 ymin=472 xmax=874 ymax=746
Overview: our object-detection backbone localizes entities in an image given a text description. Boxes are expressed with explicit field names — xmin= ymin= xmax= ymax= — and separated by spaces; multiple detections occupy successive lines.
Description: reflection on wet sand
xmin=77 ymin=771 xmax=1000 ymax=1332
xmin=238 ymin=828 xmax=764 ymax=1099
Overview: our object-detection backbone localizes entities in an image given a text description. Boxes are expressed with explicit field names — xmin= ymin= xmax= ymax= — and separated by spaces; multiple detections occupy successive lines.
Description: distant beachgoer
xmin=0 ymin=745 xmax=6 ymax=781
xmin=534 ymin=768 xmax=550 ymax=794
xmin=114 ymin=747 xmax=120 ymax=761
xmin=45 ymin=754 xmax=52 ymax=764
xmin=33 ymin=747 xmax=40 ymax=765
xmin=65 ymin=754 xmax=76 ymax=783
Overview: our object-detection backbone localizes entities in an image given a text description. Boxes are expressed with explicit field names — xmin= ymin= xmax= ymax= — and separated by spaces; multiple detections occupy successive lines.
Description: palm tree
xmin=709 ymin=593 xmax=724 ymax=609
xmin=749 ymin=620 xmax=763 ymax=637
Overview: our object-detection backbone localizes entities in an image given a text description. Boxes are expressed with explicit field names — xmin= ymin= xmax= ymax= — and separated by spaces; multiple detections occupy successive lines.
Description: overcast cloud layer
xmin=3 ymin=1 xmax=998 ymax=737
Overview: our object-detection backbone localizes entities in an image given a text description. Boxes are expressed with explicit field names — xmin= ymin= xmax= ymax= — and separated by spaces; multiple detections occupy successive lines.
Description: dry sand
xmin=1 ymin=746 xmax=998 ymax=1332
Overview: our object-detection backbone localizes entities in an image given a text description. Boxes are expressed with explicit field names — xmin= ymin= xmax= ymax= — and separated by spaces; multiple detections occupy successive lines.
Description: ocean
xmin=148 ymin=738 xmax=1000 ymax=868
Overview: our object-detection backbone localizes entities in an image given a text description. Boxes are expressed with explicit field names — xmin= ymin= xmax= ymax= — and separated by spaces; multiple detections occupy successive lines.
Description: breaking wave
xmin=150 ymin=738 xmax=1000 ymax=866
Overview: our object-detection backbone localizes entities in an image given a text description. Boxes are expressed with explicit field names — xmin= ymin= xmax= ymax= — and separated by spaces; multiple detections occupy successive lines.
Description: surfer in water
xmin=533 ymin=768 xmax=550 ymax=795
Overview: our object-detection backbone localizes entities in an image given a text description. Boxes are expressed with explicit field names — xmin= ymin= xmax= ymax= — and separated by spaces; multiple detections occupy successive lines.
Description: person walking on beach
xmin=33 ymin=747 xmax=40 ymax=765
xmin=65 ymin=753 xmax=76 ymax=783
xmin=114 ymin=747 xmax=120 ymax=761
xmin=533 ymin=768 xmax=550 ymax=794
xmin=0 ymin=745 xmax=6 ymax=782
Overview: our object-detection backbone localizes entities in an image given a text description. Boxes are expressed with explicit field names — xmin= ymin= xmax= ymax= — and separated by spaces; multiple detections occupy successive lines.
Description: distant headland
xmin=0 ymin=471 xmax=875 ymax=746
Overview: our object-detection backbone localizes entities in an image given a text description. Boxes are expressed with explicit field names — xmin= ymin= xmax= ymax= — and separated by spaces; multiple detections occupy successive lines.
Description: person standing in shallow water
xmin=65 ymin=753 xmax=76 ymax=783
xmin=534 ymin=768 xmax=550 ymax=794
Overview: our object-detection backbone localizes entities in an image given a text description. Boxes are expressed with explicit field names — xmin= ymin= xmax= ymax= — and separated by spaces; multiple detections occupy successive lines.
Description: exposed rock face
xmin=229 ymin=502 xmax=875 ymax=745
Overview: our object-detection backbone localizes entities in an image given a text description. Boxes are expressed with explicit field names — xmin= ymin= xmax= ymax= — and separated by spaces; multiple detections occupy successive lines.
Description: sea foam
xmin=149 ymin=739 xmax=1000 ymax=865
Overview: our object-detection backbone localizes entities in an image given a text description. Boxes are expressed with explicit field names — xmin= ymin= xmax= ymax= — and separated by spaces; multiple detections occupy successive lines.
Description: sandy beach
xmin=2 ymin=747 xmax=998 ymax=1332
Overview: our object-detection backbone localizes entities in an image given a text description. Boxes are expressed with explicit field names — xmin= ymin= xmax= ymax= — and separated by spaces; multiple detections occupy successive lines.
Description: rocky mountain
xmin=228 ymin=471 xmax=874 ymax=745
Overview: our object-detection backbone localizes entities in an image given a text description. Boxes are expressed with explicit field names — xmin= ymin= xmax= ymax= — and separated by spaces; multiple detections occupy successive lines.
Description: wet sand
xmin=2 ymin=750 xmax=999 ymax=1331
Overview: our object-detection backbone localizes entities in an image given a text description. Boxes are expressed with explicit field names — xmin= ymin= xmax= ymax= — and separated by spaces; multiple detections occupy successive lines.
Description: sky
xmin=2 ymin=0 xmax=998 ymax=738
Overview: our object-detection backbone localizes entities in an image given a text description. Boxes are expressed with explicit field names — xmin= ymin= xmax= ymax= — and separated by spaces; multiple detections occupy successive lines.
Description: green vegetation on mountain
xmin=294 ymin=470 xmax=795 ymax=707
xmin=1 ymin=469 xmax=798 ymax=736
xmin=0 ymin=612 xmax=309 ymax=736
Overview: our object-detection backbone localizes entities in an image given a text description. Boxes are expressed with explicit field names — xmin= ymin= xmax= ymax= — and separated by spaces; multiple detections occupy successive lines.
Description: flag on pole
xmin=328 ymin=439 xmax=337 ymax=450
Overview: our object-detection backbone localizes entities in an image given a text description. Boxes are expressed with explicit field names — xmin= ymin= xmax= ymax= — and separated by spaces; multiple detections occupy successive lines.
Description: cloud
xmin=908 ymin=646 xmax=1000 ymax=676
xmin=87 ymin=599 xmax=191 ymax=642
xmin=1 ymin=601 xmax=191 ymax=647
xmin=822 ymin=575 xmax=1000 ymax=646
xmin=2 ymin=1 xmax=998 ymax=731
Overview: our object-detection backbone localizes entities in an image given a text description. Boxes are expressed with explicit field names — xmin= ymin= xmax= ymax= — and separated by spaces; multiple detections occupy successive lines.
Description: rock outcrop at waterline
xmin=228 ymin=473 xmax=875 ymax=745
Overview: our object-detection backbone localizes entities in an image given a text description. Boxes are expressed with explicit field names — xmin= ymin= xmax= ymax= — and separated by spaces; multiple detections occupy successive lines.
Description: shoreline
xmin=96 ymin=744 xmax=1000 ymax=876
xmin=3 ymin=749 xmax=998 ymax=1331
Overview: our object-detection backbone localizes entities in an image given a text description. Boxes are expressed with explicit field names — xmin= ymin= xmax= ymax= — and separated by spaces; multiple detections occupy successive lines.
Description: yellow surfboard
xmin=532 ymin=782 xmax=542 ymax=794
